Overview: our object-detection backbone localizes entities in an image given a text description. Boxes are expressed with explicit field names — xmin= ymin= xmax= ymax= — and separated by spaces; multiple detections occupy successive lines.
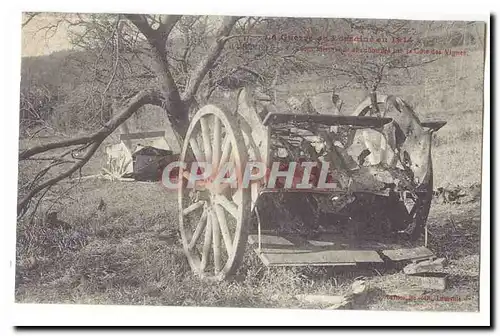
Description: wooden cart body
xmin=177 ymin=88 xmax=447 ymax=280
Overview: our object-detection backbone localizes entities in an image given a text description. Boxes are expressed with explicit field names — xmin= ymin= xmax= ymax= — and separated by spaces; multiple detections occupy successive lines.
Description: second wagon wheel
xmin=352 ymin=94 xmax=433 ymax=241
xmin=178 ymin=105 xmax=251 ymax=280
xmin=400 ymin=160 xmax=433 ymax=241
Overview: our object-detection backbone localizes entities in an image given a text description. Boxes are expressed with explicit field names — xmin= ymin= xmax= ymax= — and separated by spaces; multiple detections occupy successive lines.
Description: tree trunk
xmin=150 ymin=44 xmax=190 ymax=136
xmin=125 ymin=14 xmax=189 ymax=136
xmin=125 ymin=15 xmax=240 ymax=139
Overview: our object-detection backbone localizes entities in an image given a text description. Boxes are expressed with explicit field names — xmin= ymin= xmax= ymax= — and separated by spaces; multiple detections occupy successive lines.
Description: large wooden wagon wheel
xmin=352 ymin=94 xmax=433 ymax=242
xmin=178 ymin=105 xmax=251 ymax=280
xmin=400 ymin=164 xmax=433 ymax=241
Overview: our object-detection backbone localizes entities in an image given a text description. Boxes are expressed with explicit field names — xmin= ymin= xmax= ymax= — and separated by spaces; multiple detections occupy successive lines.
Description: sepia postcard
xmin=12 ymin=7 xmax=489 ymax=327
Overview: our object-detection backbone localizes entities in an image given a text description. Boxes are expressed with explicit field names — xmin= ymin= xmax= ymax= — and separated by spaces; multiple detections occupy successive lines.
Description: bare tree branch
xmin=181 ymin=16 xmax=241 ymax=102
xmin=19 ymin=89 xmax=162 ymax=160
xmin=18 ymin=88 xmax=163 ymax=215
xmin=157 ymin=15 xmax=182 ymax=42
xmin=22 ymin=12 xmax=39 ymax=28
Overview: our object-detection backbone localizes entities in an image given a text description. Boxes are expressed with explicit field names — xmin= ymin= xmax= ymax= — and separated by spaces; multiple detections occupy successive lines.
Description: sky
xmin=20 ymin=12 xmax=224 ymax=58
xmin=21 ymin=13 xmax=485 ymax=58
xmin=21 ymin=13 xmax=74 ymax=57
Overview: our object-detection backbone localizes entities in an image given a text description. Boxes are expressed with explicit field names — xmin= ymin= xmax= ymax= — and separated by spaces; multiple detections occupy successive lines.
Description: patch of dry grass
xmin=15 ymin=180 xmax=349 ymax=308
xmin=15 ymin=176 xmax=481 ymax=311
xmin=365 ymin=200 xmax=481 ymax=312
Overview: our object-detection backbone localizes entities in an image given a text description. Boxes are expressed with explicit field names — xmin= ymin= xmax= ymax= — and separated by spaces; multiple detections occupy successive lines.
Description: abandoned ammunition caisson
xmin=177 ymin=88 xmax=447 ymax=280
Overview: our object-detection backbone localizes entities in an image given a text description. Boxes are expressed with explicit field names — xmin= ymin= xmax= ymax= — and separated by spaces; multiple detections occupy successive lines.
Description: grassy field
xmin=15 ymin=47 xmax=484 ymax=312
xmin=15 ymin=180 xmax=481 ymax=310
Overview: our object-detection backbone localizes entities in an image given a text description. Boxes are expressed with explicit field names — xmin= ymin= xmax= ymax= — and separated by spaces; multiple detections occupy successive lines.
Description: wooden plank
xmin=257 ymin=250 xmax=357 ymax=267
xmin=381 ymin=246 xmax=434 ymax=261
xmin=255 ymin=248 xmax=382 ymax=266
xmin=245 ymin=233 xmax=440 ymax=266
xmin=403 ymin=258 xmax=446 ymax=275
xmin=248 ymin=232 xmax=384 ymax=266
xmin=120 ymin=131 xmax=166 ymax=141
xmin=307 ymin=240 xmax=336 ymax=247
xmin=262 ymin=113 xmax=393 ymax=127
xmin=350 ymin=250 xmax=384 ymax=263
xmin=406 ymin=273 xmax=447 ymax=290
xmin=248 ymin=233 xmax=295 ymax=247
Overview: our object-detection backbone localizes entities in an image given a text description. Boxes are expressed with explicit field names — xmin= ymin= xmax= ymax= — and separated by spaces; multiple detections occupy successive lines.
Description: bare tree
xmin=19 ymin=14 xmax=476 ymax=218
xmin=19 ymin=13 xmax=242 ymax=217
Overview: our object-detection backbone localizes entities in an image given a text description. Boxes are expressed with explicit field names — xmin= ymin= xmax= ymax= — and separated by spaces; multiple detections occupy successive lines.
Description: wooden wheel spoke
xmin=232 ymin=188 xmax=242 ymax=206
xmin=251 ymin=181 xmax=259 ymax=208
xmin=200 ymin=116 xmax=212 ymax=165
xmin=211 ymin=210 xmax=222 ymax=272
xmin=215 ymin=194 xmax=239 ymax=219
xmin=182 ymin=201 xmax=205 ymax=216
xmin=219 ymin=135 xmax=232 ymax=168
xmin=214 ymin=204 xmax=233 ymax=256
xmin=181 ymin=171 xmax=207 ymax=190
xmin=179 ymin=104 xmax=251 ymax=279
xmin=212 ymin=117 xmax=221 ymax=168
xmin=200 ymin=212 xmax=212 ymax=271
xmin=188 ymin=207 xmax=208 ymax=250
xmin=189 ymin=137 xmax=205 ymax=162
xmin=409 ymin=199 xmax=421 ymax=218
